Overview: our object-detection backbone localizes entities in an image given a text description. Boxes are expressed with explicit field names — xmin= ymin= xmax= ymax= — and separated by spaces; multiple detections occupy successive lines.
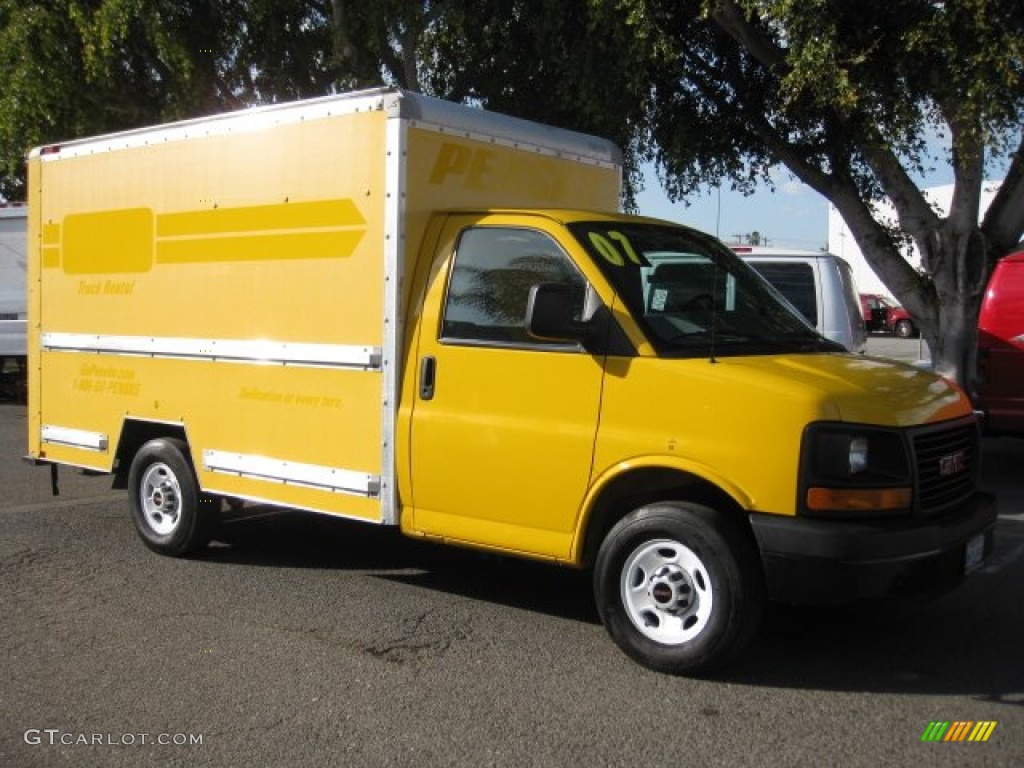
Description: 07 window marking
xmin=587 ymin=230 xmax=643 ymax=267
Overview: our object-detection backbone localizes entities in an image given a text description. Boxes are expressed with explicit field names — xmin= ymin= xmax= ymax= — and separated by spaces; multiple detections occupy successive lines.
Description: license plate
xmin=964 ymin=534 xmax=986 ymax=574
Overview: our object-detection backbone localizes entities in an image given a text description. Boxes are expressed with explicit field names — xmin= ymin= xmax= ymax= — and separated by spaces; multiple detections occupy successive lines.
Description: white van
xmin=731 ymin=246 xmax=866 ymax=353
xmin=0 ymin=203 xmax=27 ymax=399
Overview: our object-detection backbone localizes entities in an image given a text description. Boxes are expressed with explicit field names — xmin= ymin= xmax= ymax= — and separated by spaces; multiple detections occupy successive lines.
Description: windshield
xmin=568 ymin=222 xmax=843 ymax=357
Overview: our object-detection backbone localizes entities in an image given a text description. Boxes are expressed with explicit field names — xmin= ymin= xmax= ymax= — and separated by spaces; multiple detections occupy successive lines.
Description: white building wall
xmin=827 ymin=180 xmax=1003 ymax=298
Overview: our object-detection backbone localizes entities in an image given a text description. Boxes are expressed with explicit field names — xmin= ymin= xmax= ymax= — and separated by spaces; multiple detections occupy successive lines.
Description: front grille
xmin=912 ymin=420 xmax=978 ymax=517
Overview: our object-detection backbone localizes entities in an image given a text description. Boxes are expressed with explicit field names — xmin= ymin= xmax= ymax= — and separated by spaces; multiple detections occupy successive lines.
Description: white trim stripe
xmin=31 ymin=87 xmax=622 ymax=170
xmin=33 ymin=88 xmax=396 ymax=161
xmin=42 ymin=333 xmax=381 ymax=370
xmin=406 ymin=118 xmax=620 ymax=170
xmin=203 ymin=449 xmax=379 ymax=498
xmin=377 ymin=113 xmax=406 ymax=524
xmin=395 ymin=91 xmax=621 ymax=168
xmin=41 ymin=425 xmax=109 ymax=452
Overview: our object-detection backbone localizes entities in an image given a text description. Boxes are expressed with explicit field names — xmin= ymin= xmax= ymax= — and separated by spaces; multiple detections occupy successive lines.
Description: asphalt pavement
xmin=1 ymin=346 xmax=1022 ymax=767
xmin=865 ymin=334 xmax=932 ymax=365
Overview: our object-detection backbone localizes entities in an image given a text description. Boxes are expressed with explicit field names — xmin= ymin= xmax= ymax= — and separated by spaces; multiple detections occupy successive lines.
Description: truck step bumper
xmin=748 ymin=492 xmax=998 ymax=604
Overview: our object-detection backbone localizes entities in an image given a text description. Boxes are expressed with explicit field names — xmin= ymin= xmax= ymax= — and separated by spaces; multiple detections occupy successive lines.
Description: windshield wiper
xmin=661 ymin=330 xmax=771 ymax=345
xmin=771 ymin=333 xmax=844 ymax=353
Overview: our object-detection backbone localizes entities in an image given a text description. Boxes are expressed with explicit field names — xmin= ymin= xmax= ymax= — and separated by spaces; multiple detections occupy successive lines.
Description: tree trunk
xmin=923 ymin=275 xmax=982 ymax=387
xmin=833 ymin=196 xmax=992 ymax=389
xmin=914 ymin=226 xmax=990 ymax=391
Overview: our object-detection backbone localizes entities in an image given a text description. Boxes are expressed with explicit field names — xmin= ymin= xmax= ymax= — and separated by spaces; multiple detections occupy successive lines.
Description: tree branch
xmin=709 ymin=1 xmax=787 ymax=73
xmin=379 ymin=34 xmax=406 ymax=87
xmin=944 ymin=113 xmax=986 ymax=235
xmin=682 ymin=40 xmax=923 ymax=298
xmin=981 ymin=132 xmax=1024 ymax=257
xmin=859 ymin=142 xmax=941 ymax=244
xmin=744 ymin=114 xmax=928 ymax=301
xmin=709 ymin=0 xmax=940 ymax=257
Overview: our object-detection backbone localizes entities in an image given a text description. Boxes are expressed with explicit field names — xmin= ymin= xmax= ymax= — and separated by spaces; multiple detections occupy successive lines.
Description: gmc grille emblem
xmin=939 ymin=450 xmax=968 ymax=477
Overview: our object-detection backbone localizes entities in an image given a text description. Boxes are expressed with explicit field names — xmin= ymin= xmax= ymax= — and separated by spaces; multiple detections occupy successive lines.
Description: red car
xmin=859 ymin=293 xmax=918 ymax=338
xmin=976 ymin=249 xmax=1024 ymax=435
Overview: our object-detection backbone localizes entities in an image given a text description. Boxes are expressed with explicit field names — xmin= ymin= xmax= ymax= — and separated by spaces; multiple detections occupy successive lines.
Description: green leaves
xmin=0 ymin=3 xmax=86 ymax=192
xmin=2 ymin=0 xmax=1020 ymax=378
xmin=0 ymin=1 xmax=239 ymax=191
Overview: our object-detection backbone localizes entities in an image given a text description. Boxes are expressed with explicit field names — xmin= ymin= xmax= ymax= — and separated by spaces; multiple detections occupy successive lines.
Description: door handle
xmin=419 ymin=355 xmax=436 ymax=400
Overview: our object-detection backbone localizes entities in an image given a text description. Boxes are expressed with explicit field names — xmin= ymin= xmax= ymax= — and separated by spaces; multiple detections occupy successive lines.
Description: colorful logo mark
xmin=921 ymin=721 xmax=997 ymax=743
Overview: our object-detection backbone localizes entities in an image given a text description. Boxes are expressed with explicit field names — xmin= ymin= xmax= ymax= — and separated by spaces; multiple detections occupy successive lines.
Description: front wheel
xmin=594 ymin=502 xmax=764 ymax=675
xmin=128 ymin=437 xmax=214 ymax=556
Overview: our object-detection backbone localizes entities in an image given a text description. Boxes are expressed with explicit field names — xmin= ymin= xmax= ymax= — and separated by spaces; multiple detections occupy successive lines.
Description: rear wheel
xmin=894 ymin=319 xmax=915 ymax=338
xmin=594 ymin=502 xmax=764 ymax=675
xmin=129 ymin=438 xmax=214 ymax=556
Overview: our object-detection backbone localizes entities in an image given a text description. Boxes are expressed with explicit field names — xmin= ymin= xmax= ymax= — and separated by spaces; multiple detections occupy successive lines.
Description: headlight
xmin=800 ymin=424 xmax=912 ymax=516
xmin=815 ymin=432 xmax=869 ymax=477
xmin=848 ymin=436 xmax=868 ymax=474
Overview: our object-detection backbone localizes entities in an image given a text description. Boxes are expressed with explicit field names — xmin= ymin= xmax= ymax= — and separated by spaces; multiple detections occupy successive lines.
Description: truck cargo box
xmin=27 ymin=88 xmax=621 ymax=523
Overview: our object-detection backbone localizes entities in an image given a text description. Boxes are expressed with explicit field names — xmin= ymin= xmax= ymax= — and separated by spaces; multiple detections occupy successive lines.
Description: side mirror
xmin=526 ymin=283 xmax=593 ymax=343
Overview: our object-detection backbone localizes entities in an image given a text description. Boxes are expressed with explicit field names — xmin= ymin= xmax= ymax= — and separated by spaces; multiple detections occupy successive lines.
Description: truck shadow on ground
xmin=209 ymin=504 xmax=1024 ymax=700
xmin=208 ymin=504 xmax=599 ymax=625
xmin=717 ymin=514 xmax=1024 ymax=700
xmin=727 ymin=583 xmax=1024 ymax=703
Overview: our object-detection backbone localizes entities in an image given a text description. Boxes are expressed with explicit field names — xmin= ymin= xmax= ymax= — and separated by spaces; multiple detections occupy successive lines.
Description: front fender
xmin=568 ymin=455 xmax=756 ymax=566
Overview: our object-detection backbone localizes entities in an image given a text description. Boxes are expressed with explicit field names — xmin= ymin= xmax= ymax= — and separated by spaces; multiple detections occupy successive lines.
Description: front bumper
xmin=749 ymin=491 xmax=998 ymax=604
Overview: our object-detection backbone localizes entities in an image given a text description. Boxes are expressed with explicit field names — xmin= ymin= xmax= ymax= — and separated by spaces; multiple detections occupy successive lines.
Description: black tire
xmin=894 ymin=319 xmax=915 ymax=339
xmin=128 ymin=437 xmax=214 ymax=556
xmin=593 ymin=502 xmax=764 ymax=675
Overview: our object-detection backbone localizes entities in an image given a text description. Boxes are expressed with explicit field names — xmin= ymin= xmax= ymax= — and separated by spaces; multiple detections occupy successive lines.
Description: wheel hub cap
xmin=648 ymin=564 xmax=695 ymax=615
xmin=620 ymin=539 xmax=714 ymax=645
xmin=140 ymin=463 xmax=182 ymax=536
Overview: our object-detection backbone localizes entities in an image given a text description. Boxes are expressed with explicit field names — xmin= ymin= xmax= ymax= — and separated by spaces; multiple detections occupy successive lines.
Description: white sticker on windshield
xmin=652 ymin=288 xmax=668 ymax=311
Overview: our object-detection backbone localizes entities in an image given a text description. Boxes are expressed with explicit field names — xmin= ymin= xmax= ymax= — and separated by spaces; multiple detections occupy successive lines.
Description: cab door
xmin=407 ymin=214 xmax=605 ymax=559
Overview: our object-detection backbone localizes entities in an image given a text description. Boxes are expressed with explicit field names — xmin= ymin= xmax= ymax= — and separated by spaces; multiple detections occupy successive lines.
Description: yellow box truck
xmin=26 ymin=88 xmax=996 ymax=674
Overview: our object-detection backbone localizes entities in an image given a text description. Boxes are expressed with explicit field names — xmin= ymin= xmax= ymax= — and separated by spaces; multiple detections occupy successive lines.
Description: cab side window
xmin=441 ymin=227 xmax=586 ymax=346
